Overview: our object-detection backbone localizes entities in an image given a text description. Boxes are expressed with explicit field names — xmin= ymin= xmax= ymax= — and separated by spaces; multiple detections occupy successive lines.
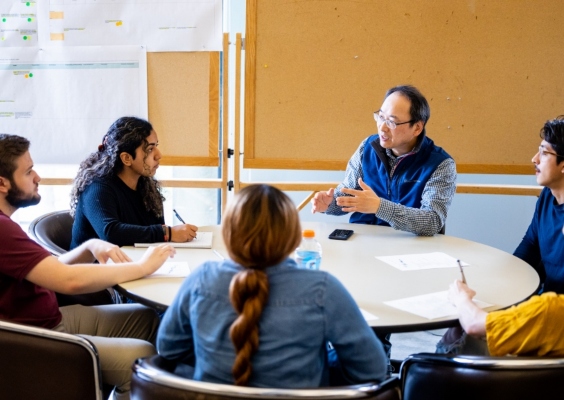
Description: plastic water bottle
xmin=295 ymin=229 xmax=322 ymax=270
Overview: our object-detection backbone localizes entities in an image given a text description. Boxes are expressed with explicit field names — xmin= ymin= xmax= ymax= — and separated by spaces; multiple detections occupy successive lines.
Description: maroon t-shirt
xmin=0 ymin=211 xmax=62 ymax=328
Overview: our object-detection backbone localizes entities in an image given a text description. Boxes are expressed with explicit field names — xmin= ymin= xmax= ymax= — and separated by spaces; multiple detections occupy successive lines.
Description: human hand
xmin=171 ymin=224 xmax=198 ymax=242
xmin=448 ymin=279 xmax=476 ymax=306
xmin=311 ymin=188 xmax=334 ymax=213
xmin=139 ymin=244 xmax=176 ymax=275
xmin=87 ymin=239 xmax=132 ymax=264
xmin=337 ymin=178 xmax=381 ymax=214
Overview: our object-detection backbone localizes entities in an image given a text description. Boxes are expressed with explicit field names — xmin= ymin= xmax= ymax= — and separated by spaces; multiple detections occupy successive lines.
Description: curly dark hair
xmin=70 ymin=116 xmax=165 ymax=217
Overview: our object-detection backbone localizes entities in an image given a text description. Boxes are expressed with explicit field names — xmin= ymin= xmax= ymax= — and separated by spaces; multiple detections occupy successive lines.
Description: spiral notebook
xmin=134 ymin=232 xmax=213 ymax=249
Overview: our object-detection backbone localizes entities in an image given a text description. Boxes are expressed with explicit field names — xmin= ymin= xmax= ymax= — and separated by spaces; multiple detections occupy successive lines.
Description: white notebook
xmin=134 ymin=231 xmax=213 ymax=249
xmin=146 ymin=262 xmax=191 ymax=278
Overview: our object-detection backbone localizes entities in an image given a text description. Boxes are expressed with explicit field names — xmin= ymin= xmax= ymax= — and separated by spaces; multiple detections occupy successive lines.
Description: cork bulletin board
xmin=244 ymin=0 xmax=564 ymax=173
xmin=149 ymin=52 xmax=220 ymax=166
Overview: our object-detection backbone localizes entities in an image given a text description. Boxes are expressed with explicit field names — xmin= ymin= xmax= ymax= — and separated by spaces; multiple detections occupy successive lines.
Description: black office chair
xmin=0 ymin=319 xmax=104 ymax=400
xmin=131 ymin=355 xmax=401 ymax=400
xmin=28 ymin=210 xmax=119 ymax=306
xmin=400 ymin=352 xmax=564 ymax=400
xmin=29 ymin=210 xmax=75 ymax=256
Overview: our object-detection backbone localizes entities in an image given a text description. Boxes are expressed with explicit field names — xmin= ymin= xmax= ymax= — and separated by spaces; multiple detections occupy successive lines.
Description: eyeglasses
xmin=373 ymin=111 xmax=414 ymax=130
xmin=538 ymin=146 xmax=563 ymax=159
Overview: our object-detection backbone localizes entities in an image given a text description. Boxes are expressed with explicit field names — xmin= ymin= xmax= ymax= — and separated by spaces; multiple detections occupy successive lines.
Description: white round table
xmin=117 ymin=222 xmax=540 ymax=334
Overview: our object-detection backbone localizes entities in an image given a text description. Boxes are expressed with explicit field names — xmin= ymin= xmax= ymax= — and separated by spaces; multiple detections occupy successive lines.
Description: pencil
xmin=457 ymin=259 xmax=467 ymax=284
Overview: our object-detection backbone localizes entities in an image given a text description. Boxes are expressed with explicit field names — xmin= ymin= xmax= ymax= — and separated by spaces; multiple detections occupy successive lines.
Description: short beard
xmin=6 ymin=180 xmax=41 ymax=209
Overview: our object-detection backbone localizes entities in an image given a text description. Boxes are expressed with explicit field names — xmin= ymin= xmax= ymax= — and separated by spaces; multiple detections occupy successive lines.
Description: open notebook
xmin=134 ymin=231 xmax=213 ymax=249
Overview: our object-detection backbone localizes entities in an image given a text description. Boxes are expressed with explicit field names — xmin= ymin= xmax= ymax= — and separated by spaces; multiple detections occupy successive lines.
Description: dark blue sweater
xmin=70 ymin=175 xmax=165 ymax=248
xmin=350 ymin=135 xmax=451 ymax=225
xmin=514 ymin=187 xmax=564 ymax=294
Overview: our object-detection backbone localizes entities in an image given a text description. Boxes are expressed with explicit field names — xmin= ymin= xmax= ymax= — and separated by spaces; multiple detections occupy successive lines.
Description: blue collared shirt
xmin=157 ymin=258 xmax=387 ymax=388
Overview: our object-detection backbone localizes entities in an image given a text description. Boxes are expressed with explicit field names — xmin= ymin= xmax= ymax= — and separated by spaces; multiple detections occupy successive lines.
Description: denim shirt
xmin=157 ymin=258 xmax=387 ymax=388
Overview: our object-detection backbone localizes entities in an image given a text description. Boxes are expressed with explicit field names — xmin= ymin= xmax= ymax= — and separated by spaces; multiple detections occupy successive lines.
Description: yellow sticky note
xmin=49 ymin=11 xmax=64 ymax=19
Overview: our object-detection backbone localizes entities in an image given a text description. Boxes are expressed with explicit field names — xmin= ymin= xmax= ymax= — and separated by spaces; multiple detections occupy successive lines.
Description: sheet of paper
xmin=0 ymin=1 xmax=38 ymax=47
xmin=0 ymin=45 xmax=147 ymax=164
xmin=384 ymin=291 xmax=492 ymax=320
xmin=376 ymin=252 xmax=469 ymax=271
xmin=135 ymin=232 xmax=213 ymax=249
xmin=147 ymin=261 xmax=190 ymax=279
xmin=359 ymin=308 xmax=379 ymax=322
xmin=38 ymin=0 xmax=222 ymax=51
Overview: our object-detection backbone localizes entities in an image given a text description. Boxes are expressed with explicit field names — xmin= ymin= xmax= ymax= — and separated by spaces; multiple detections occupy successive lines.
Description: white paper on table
xmin=376 ymin=252 xmax=470 ymax=271
xmin=384 ymin=291 xmax=492 ymax=320
xmin=135 ymin=232 xmax=213 ymax=249
xmin=147 ymin=262 xmax=190 ymax=279
xmin=37 ymin=0 xmax=222 ymax=51
xmin=359 ymin=308 xmax=379 ymax=321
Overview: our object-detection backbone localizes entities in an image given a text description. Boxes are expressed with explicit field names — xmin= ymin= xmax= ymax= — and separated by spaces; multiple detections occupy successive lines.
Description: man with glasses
xmin=437 ymin=117 xmax=564 ymax=357
xmin=514 ymin=116 xmax=564 ymax=294
xmin=311 ymin=85 xmax=456 ymax=236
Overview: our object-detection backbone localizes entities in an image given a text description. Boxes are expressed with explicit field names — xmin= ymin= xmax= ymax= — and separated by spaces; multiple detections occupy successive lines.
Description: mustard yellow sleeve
xmin=486 ymin=293 xmax=564 ymax=357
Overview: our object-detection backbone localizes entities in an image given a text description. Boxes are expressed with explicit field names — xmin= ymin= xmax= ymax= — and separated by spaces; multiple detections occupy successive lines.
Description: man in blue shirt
xmin=514 ymin=116 xmax=564 ymax=294
xmin=311 ymin=85 xmax=457 ymax=369
xmin=311 ymin=85 xmax=456 ymax=236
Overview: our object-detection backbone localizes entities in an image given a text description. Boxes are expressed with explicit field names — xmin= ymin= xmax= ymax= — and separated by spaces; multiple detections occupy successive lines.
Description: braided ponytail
xmin=229 ymin=269 xmax=269 ymax=385
xmin=222 ymin=184 xmax=302 ymax=386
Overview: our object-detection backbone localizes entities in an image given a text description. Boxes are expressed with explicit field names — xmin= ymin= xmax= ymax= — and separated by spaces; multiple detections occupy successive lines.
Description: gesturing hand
xmin=337 ymin=178 xmax=381 ymax=214
xmin=311 ymin=188 xmax=335 ymax=213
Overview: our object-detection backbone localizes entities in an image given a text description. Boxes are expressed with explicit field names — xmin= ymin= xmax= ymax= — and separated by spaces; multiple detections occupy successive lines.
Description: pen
xmin=213 ymin=249 xmax=225 ymax=260
xmin=457 ymin=259 xmax=467 ymax=284
xmin=173 ymin=209 xmax=186 ymax=224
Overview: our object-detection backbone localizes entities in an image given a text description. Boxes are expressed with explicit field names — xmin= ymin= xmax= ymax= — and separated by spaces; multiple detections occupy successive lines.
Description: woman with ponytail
xmin=157 ymin=184 xmax=387 ymax=387
xmin=70 ymin=116 xmax=198 ymax=248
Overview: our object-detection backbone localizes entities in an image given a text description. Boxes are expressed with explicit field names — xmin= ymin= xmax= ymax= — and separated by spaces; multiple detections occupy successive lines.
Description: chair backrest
xmin=28 ymin=210 xmax=74 ymax=256
xmin=131 ymin=355 xmax=400 ymax=400
xmin=0 ymin=319 xmax=103 ymax=400
xmin=401 ymin=352 xmax=564 ymax=400
xmin=27 ymin=210 xmax=117 ymax=306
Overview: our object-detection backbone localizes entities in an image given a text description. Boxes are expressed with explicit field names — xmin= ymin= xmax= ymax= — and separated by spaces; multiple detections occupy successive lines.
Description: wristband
xmin=162 ymin=224 xmax=169 ymax=242
xmin=168 ymin=225 xmax=172 ymax=242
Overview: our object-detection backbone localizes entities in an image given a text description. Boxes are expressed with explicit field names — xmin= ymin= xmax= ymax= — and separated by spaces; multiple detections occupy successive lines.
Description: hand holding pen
xmin=171 ymin=209 xmax=198 ymax=242
xmin=448 ymin=279 xmax=476 ymax=307
xmin=448 ymin=260 xmax=474 ymax=307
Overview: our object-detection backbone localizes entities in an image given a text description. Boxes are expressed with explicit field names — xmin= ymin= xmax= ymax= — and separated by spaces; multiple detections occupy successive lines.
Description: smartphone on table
xmin=328 ymin=229 xmax=354 ymax=240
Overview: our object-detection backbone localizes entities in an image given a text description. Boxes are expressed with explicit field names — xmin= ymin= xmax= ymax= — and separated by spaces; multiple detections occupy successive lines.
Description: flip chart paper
xmin=38 ymin=0 xmax=222 ymax=51
xmin=0 ymin=45 xmax=147 ymax=164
